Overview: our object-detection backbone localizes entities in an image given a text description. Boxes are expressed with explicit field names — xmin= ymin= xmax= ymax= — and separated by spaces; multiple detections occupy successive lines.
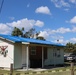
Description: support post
xmin=71 ymin=62 xmax=74 ymax=75
xmin=10 ymin=63 xmax=13 ymax=75
xmin=42 ymin=47 xmax=44 ymax=68
xmin=26 ymin=45 xmax=29 ymax=70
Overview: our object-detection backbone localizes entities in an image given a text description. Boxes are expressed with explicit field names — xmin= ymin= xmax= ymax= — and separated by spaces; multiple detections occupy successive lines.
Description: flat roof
xmin=0 ymin=34 xmax=64 ymax=47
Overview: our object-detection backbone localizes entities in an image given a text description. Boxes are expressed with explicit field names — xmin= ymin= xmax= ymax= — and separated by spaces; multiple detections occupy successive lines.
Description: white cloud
xmin=51 ymin=0 xmax=70 ymax=8
xmin=51 ymin=35 xmax=64 ymax=39
xmin=56 ymin=27 xmax=71 ymax=33
xmin=7 ymin=18 xmax=44 ymax=31
xmin=39 ymin=26 xmax=76 ymax=38
xmin=72 ymin=26 xmax=76 ymax=32
xmin=49 ymin=26 xmax=76 ymax=34
xmin=44 ymin=29 xmax=56 ymax=34
xmin=0 ymin=18 xmax=44 ymax=34
xmin=70 ymin=16 xmax=76 ymax=23
xmin=0 ymin=23 xmax=11 ymax=34
xmin=35 ymin=20 xmax=44 ymax=27
xmin=69 ymin=0 xmax=76 ymax=4
xmin=38 ymin=31 xmax=49 ymax=39
xmin=35 ymin=6 xmax=51 ymax=15
xmin=45 ymin=27 xmax=71 ymax=34
xmin=70 ymin=37 xmax=76 ymax=42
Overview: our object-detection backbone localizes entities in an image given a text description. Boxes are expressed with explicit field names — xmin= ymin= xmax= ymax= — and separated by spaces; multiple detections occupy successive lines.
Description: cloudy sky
xmin=0 ymin=0 xmax=76 ymax=44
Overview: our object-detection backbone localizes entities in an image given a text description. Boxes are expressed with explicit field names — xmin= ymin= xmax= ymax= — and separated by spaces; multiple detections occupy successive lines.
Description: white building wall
xmin=22 ymin=45 xmax=27 ymax=67
xmin=0 ymin=40 xmax=14 ymax=68
xmin=55 ymin=48 xmax=64 ymax=64
xmin=44 ymin=47 xmax=53 ymax=65
xmin=44 ymin=47 xmax=64 ymax=66
xmin=14 ymin=43 xmax=22 ymax=69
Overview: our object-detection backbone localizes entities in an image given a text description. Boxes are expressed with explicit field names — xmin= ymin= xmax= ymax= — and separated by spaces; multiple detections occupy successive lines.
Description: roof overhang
xmin=0 ymin=37 xmax=15 ymax=43
xmin=29 ymin=42 xmax=65 ymax=48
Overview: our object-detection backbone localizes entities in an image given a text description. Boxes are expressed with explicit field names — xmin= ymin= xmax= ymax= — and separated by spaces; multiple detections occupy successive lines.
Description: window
xmin=57 ymin=49 xmax=60 ymax=57
xmin=31 ymin=47 xmax=36 ymax=55
xmin=53 ymin=49 xmax=60 ymax=57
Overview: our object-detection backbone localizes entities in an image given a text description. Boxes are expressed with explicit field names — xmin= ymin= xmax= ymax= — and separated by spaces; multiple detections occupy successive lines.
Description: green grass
xmin=0 ymin=65 xmax=76 ymax=75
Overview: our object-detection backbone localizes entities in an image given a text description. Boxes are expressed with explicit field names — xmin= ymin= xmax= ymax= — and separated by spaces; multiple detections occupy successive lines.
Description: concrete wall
xmin=44 ymin=47 xmax=64 ymax=66
xmin=14 ymin=43 xmax=22 ymax=69
xmin=0 ymin=40 xmax=14 ymax=68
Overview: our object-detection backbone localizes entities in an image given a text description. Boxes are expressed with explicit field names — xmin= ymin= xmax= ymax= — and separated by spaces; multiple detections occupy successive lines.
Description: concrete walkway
xmin=16 ymin=68 xmax=47 ymax=71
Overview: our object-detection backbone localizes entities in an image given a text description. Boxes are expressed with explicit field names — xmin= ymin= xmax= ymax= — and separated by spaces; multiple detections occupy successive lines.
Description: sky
xmin=0 ymin=0 xmax=76 ymax=44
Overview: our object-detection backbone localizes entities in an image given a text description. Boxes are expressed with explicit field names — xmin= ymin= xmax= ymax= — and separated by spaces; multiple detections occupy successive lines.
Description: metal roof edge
xmin=0 ymin=37 xmax=15 ymax=43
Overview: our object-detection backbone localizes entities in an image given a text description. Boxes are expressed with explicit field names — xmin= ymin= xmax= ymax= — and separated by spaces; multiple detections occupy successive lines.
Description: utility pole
xmin=0 ymin=0 xmax=4 ymax=14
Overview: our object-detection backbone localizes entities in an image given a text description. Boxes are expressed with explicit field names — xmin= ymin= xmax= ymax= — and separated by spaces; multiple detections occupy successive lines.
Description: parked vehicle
xmin=67 ymin=54 xmax=76 ymax=62
xmin=64 ymin=54 xmax=70 ymax=62
xmin=64 ymin=55 xmax=68 ymax=62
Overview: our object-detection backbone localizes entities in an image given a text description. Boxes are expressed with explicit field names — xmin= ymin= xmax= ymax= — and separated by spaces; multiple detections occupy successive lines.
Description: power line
xmin=0 ymin=0 xmax=4 ymax=14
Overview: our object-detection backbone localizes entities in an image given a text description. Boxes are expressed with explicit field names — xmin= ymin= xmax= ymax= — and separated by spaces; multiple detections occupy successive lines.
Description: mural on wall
xmin=0 ymin=46 xmax=8 ymax=57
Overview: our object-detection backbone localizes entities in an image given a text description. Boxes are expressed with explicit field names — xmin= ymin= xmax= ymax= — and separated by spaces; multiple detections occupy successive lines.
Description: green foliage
xmin=65 ymin=42 xmax=76 ymax=53
xmin=11 ymin=27 xmax=45 ymax=40
xmin=11 ymin=27 xmax=23 ymax=37
xmin=24 ymin=28 xmax=35 ymax=38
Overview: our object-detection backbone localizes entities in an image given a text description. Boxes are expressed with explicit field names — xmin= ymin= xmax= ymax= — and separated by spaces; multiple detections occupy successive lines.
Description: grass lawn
xmin=0 ymin=64 xmax=76 ymax=75
xmin=0 ymin=70 xmax=75 ymax=75
xmin=34 ymin=71 xmax=76 ymax=75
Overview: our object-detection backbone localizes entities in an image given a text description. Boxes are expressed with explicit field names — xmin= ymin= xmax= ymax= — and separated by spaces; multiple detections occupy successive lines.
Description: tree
xmin=11 ymin=27 xmax=45 ymax=40
xmin=24 ymin=28 xmax=35 ymax=38
xmin=11 ymin=27 xmax=24 ymax=37
xmin=11 ymin=27 xmax=40 ymax=38
xmin=65 ymin=42 xmax=76 ymax=53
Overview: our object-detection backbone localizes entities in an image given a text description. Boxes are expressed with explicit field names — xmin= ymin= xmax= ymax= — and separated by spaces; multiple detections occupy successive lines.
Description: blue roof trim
xmin=0 ymin=34 xmax=64 ymax=46
xmin=0 ymin=34 xmax=21 ymax=42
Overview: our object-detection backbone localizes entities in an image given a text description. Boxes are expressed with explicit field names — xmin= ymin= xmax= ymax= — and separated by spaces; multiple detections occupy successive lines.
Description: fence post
xmin=71 ymin=62 xmax=74 ymax=75
xmin=10 ymin=63 xmax=13 ymax=75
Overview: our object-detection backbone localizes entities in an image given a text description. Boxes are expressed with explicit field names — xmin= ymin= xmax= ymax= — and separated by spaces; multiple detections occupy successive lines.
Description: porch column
xmin=42 ymin=47 xmax=44 ymax=68
xmin=26 ymin=45 xmax=29 ymax=70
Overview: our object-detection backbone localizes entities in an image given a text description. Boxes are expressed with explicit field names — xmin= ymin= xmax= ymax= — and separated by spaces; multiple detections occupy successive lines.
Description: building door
xmin=29 ymin=46 xmax=47 ymax=68
xmin=29 ymin=46 xmax=42 ymax=68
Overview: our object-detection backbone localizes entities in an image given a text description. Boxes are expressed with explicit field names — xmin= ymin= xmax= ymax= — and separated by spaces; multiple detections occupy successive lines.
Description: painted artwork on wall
xmin=0 ymin=46 xmax=8 ymax=57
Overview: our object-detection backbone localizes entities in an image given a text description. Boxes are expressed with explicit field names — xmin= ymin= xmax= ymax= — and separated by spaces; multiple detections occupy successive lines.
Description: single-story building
xmin=0 ymin=34 xmax=64 ymax=69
